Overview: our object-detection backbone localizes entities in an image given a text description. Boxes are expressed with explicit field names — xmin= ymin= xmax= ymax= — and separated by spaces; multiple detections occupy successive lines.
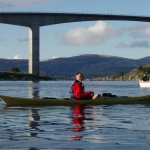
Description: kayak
xmin=0 ymin=94 xmax=150 ymax=106
xmin=139 ymin=80 xmax=150 ymax=88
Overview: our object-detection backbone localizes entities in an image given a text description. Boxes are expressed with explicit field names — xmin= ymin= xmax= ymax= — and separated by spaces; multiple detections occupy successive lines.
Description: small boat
xmin=0 ymin=94 xmax=150 ymax=106
xmin=139 ymin=80 xmax=150 ymax=87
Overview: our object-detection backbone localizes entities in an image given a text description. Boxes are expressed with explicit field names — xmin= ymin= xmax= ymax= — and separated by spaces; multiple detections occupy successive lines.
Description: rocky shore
xmin=92 ymin=75 xmax=140 ymax=81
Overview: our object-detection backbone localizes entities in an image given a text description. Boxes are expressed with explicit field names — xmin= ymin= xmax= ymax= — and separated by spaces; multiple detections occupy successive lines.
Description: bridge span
xmin=0 ymin=12 xmax=150 ymax=74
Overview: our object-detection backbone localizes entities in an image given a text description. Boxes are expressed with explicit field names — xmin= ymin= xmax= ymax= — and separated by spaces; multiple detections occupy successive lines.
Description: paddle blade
xmin=92 ymin=94 xmax=99 ymax=100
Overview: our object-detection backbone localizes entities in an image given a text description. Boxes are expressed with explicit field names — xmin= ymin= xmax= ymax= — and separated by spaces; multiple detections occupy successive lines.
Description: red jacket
xmin=71 ymin=80 xmax=93 ymax=99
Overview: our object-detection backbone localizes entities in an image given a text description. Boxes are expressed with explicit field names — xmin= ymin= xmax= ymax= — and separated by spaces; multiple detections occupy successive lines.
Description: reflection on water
xmin=72 ymin=105 xmax=86 ymax=131
xmin=27 ymin=109 xmax=40 ymax=137
xmin=27 ymin=82 xmax=40 ymax=137
xmin=28 ymin=81 xmax=40 ymax=98
xmin=71 ymin=105 xmax=95 ymax=141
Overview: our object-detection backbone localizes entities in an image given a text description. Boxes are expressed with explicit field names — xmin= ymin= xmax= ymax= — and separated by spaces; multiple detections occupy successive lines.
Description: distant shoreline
xmin=0 ymin=78 xmax=52 ymax=81
xmin=0 ymin=72 xmax=52 ymax=81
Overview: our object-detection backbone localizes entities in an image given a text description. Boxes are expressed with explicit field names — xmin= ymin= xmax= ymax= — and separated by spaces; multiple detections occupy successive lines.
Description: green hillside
xmin=93 ymin=64 xmax=150 ymax=81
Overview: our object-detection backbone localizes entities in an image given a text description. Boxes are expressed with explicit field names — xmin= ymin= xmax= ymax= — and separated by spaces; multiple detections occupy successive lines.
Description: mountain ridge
xmin=0 ymin=54 xmax=150 ymax=78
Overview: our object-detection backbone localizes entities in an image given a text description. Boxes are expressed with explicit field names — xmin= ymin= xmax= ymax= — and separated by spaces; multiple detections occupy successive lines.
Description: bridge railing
xmin=0 ymin=11 xmax=149 ymax=18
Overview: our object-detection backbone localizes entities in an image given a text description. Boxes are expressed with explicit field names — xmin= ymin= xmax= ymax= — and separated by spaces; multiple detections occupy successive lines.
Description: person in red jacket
xmin=70 ymin=72 xmax=99 ymax=100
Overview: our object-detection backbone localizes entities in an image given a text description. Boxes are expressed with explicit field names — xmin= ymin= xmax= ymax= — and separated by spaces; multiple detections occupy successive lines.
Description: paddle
xmin=92 ymin=94 xmax=100 ymax=100
xmin=92 ymin=93 xmax=117 ymax=100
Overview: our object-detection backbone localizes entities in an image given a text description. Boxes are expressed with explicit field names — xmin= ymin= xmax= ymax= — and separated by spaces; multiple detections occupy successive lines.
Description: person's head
xmin=75 ymin=72 xmax=83 ymax=82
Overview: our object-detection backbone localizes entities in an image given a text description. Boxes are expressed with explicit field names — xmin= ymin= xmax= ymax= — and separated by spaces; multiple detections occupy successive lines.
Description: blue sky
xmin=0 ymin=0 xmax=150 ymax=60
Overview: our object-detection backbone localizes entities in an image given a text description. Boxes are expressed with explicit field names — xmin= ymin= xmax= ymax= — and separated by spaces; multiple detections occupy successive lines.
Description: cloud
xmin=0 ymin=0 xmax=63 ymax=8
xmin=59 ymin=21 xmax=116 ymax=46
xmin=130 ymin=40 xmax=150 ymax=48
xmin=13 ymin=55 xmax=23 ymax=59
xmin=115 ymin=42 xmax=128 ymax=48
xmin=143 ymin=28 xmax=150 ymax=38
xmin=116 ymin=23 xmax=150 ymax=39
xmin=57 ymin=21 xmax=150 ymax=47
xmin=51 ymin=56 xmax=59 ymax=59
xmin=115 ymin=23 xmax=150 ymax=49
xmin=116 ymin=40 xmax=150 ymax=48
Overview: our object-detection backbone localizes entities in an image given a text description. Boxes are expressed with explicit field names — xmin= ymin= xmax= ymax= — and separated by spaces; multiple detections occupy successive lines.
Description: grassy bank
xmin=0 ymin=72 xmax=52 ymax=81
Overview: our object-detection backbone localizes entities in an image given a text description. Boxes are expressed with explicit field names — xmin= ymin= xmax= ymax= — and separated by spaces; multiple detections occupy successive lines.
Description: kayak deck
xmin=0 ymin=94 xmax=150 ymax=106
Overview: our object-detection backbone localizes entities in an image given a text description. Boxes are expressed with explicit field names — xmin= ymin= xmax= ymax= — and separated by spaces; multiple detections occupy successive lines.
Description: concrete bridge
xmin=0 ymin=12 xmax=150 ymax=74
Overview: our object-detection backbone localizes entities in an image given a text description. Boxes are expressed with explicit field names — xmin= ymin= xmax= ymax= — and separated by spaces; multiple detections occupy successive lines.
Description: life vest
xmin=69 ymin=80 xmax=84 ymax=98
xmin=69 ymin=83 xmax=74 ymax=98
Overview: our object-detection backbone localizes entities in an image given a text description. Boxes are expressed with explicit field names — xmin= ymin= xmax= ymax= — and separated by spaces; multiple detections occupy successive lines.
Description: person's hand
xmin=92 ymin=94 xmax=99 ymax=100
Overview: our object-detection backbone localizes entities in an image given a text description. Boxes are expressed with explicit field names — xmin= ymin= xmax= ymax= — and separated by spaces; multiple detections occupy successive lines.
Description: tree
xmin=145 ymin=69 xmax=150 ymax=74
xmin=10 ymin=66 xmax=20 ymax=72
xmin=137 ymin=66 xmax=143 ymax=70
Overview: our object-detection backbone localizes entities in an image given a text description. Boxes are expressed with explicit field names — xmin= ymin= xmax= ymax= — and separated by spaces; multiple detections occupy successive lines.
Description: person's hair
xmin=76 ymin=72 xmax=83 ymax=75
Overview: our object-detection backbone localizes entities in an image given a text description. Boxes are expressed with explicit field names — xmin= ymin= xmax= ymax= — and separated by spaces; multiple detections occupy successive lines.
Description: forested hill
xmin=0 ymin=54 xmax=150 ymax=77
xmin=93 ymin=64 xmax=150 ymax=81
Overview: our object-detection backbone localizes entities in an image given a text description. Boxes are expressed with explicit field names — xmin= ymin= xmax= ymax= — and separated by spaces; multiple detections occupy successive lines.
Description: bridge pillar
xmin=29 ymin=25 xmax=40 ymax=75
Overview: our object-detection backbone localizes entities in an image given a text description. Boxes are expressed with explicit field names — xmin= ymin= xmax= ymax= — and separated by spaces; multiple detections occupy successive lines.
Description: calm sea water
xmin=0 ymin=81 xmax=150 ymax=150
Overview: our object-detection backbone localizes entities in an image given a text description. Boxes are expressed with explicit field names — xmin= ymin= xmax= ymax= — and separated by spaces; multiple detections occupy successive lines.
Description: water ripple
xmin=0 ymin=81 xmax=150 ymax=149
